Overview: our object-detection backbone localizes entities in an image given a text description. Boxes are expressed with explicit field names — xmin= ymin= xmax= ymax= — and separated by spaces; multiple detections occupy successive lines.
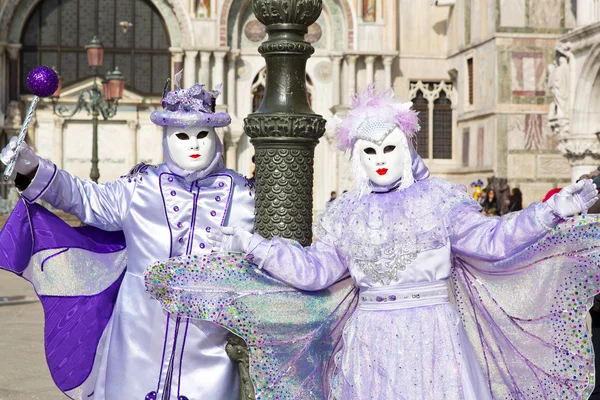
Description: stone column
xmin=128 ymin=120 xmax=138 ymax=166
xmin=365 ymin=55 xmax=376 ymax=87
xmin=0 ymin=42 xmax=6 ymax=124
xmin=169 ymin=47 xmax=184 ymax=81
xmin=226 ymin=52 xmax=238 ymax=116
xmin=383 ymin=55 xmax=394 ymax=88
xmin=6 ymin=44 xmax=21 ymax=102
xmin=330 ymin=55 xmax=342 ymax=106
xmin=345 ymin=55 xmax=358 ymax=105
xmin=212 ymin=51 xmax=227 ymax=104
xmin=199 ymin=51 xmax=212 ymax=87
xmin=225 ymin=129 xmax=243 ymax=170
xmin=184 ymin=51 xmax=198 ymax=87
xmin=53 ymin=117 xmax=64 ymax=169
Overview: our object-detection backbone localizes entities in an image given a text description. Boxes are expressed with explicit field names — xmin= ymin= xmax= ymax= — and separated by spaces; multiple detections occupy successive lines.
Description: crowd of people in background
xmin=471 ymin=178 xmax=523 ymax=217
xmin=329 ymin=173 xmax=600 ymax=218
xmin=479 ymin=187 xmax=523 ymax=216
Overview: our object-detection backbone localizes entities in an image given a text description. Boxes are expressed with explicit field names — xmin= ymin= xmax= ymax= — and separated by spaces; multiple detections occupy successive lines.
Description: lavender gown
xmin=145 ymin=150 xmax=600 ymax=399
xmin=245 ymin=177 xmax=564 ymax=399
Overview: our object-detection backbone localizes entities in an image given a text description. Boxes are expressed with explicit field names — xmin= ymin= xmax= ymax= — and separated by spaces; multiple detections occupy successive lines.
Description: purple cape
xmin=0 ymin=200 xmax=127 ymax=394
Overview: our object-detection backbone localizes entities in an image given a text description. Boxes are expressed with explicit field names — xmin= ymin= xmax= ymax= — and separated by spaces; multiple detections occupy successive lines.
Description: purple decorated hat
xmin=151 ymin=83 xmax=231 ymax=128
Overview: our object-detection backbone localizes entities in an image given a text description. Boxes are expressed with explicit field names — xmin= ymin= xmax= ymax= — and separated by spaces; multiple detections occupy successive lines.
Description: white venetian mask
xmin=166 ymin=126 xmax=217 ymax=171
xmin=356 ymin=127 xmax=407 ymax=187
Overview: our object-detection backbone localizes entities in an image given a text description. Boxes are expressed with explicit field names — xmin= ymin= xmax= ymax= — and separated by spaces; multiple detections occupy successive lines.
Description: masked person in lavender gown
xmin=145 ymin=85 xmax=600 ymax=399
xmin=0 ymin=80 xmax=255 ymax=399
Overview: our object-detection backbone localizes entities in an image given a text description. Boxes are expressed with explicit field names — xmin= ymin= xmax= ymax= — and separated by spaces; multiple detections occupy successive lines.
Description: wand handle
xmin=3 ymin=96 xmax=39 ymax=180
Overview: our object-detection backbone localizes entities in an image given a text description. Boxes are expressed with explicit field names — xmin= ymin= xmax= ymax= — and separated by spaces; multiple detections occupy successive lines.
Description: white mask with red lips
xmin=165 ymin=125 xmax=217 ymax=171
xmin=352 ymin=126 xmax=415 ymax=193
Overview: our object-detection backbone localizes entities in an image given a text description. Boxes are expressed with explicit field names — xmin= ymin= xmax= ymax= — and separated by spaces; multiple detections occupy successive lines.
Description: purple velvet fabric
xmin=0 ymin=200 xmax=126 ymax=393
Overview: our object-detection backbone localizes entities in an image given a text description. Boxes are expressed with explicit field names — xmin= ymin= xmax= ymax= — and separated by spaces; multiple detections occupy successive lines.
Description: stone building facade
xmin=0 ymin=0 xmax=588 ymax=213
xmin=546 ymin=1 xmax=600 ymax=182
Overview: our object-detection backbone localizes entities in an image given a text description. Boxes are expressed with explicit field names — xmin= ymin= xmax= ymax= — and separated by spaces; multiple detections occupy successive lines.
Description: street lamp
xmin=52 ymin=36 xmax=125 ymax=183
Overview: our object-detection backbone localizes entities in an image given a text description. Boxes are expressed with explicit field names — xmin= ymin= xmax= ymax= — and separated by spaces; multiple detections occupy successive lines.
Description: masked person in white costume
xmin=143 ymin=84 xmax=600 ymax=399
xmin=0 ymin=82 xmax=254 ymax=399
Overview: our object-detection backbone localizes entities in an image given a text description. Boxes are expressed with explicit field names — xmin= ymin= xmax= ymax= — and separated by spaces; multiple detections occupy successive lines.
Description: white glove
xmin=0 ymin=136 xmax=39 ymax=176
xmin=207 ymin=226 xmax=253 ymax=253
xmin=546 ymin=179 xmax=598 ymax=218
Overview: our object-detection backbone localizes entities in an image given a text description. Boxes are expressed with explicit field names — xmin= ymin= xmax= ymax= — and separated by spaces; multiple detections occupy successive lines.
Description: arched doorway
xmin=20 ymin=0 xmax=171 ymax=96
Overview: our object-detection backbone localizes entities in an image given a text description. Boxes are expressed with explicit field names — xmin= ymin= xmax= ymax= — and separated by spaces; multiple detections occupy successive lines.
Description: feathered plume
xmin=327 ymin=83 xmax=421 ymax=152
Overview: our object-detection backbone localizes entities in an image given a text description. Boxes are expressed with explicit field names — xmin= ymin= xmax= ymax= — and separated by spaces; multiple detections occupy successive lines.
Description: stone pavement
xmin=0 ymin=270 xmax=65 ymax=399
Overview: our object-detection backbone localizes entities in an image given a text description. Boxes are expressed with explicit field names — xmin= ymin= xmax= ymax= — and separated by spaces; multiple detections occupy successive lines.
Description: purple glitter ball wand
xmin=3 ymin=66 xmax=59 ymax=180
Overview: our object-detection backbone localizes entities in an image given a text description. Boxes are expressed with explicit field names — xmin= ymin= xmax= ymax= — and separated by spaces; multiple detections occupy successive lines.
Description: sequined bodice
xmin=348 ymin=243 xmax=453 ymax=289
xmin=314 ymin=178 xmax=472 ymax=286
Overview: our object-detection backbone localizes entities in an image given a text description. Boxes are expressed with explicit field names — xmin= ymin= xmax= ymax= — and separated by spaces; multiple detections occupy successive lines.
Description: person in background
xmin=506 ymin=188 xmax=523 ymax=213
xmin=328 ymin=191 xmax=337 ymax=203
xmin=481 ymin=188 xmax=499 ymax=216
xmin=478 ymin=188 xmax=488 ymax=206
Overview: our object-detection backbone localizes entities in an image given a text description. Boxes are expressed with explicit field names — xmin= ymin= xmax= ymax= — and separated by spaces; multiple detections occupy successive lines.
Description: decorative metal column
xmin=228 ymin=2 xmax=325 ymax=398
xmin=245 ymin=0 xmax=326 ymax=246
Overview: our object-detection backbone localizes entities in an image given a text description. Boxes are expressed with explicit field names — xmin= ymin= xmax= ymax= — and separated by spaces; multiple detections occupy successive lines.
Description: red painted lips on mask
xmin=190 ymin=154 xmax=201 ymax=159
xmin=376 ymin=168 xmax=388 ymax=175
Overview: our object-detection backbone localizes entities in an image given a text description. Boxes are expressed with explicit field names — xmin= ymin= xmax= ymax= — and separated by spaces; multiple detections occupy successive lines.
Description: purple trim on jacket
xmin=21 ymin=157 xmax=58 ymax=203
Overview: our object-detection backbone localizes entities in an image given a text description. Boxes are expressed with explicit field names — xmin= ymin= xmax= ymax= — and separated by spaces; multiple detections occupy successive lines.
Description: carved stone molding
xmin=169 ymin=47 xmax=185 ymax=63
xmin=6 ymin=44 xmax=21 ymax=61
xmin=5 ymin=100 xmax=21 ymax=127
xmin=382 ymin=55 xmax=395 ymax=66
xmin=557 ymin=136 xmax=600 ymax=165
xmin=53 ymin=117 xmax=65 ymax=129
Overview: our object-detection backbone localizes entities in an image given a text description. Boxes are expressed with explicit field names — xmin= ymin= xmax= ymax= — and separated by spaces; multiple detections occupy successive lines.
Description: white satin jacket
xmin=20 ymin=157 xmax=255 ymax=400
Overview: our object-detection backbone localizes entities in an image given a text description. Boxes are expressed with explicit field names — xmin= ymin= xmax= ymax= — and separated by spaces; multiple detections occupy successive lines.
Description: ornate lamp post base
xmin=226 ymin=334 xmax=256 ymax=400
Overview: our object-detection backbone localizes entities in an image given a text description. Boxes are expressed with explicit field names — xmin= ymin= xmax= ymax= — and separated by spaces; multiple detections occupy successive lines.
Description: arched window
xmin=433 ymin=91 xmax=452 ymax=159
xmin=409 ymin=81 xmax=454 ymax=160
xmin=0 ymin=130 xmax=9 ymax=199
xmin=21 ymin=0 xmax=171 ymax=96
xmin=412 ymin=90 xmax=429 ymax=158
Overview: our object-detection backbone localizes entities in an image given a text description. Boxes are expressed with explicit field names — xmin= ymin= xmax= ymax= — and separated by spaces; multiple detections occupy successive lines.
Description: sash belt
xmin=358 ymin=280 xmax=450 ymax=310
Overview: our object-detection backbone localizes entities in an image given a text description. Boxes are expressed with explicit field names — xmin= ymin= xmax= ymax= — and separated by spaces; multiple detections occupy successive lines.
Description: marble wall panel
xmin=510 ymin=52 xmax=546 ymax=96
xmin=500 ymin=0 xmax=526 ymax=27
xmin=507 ymin=153 xmax=536 ymax=179
xmin=529 ymin=0 xmax=563 ymax=29
xmin=63 ymin=121 xmax=131 ymax=183
xmin=537 ymin=154 xmax=571 ymax=178
xmin=477 ymin=126 xmax=484 ymax=167
xmin=506 ymin=114 xmax=557 ymax=151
